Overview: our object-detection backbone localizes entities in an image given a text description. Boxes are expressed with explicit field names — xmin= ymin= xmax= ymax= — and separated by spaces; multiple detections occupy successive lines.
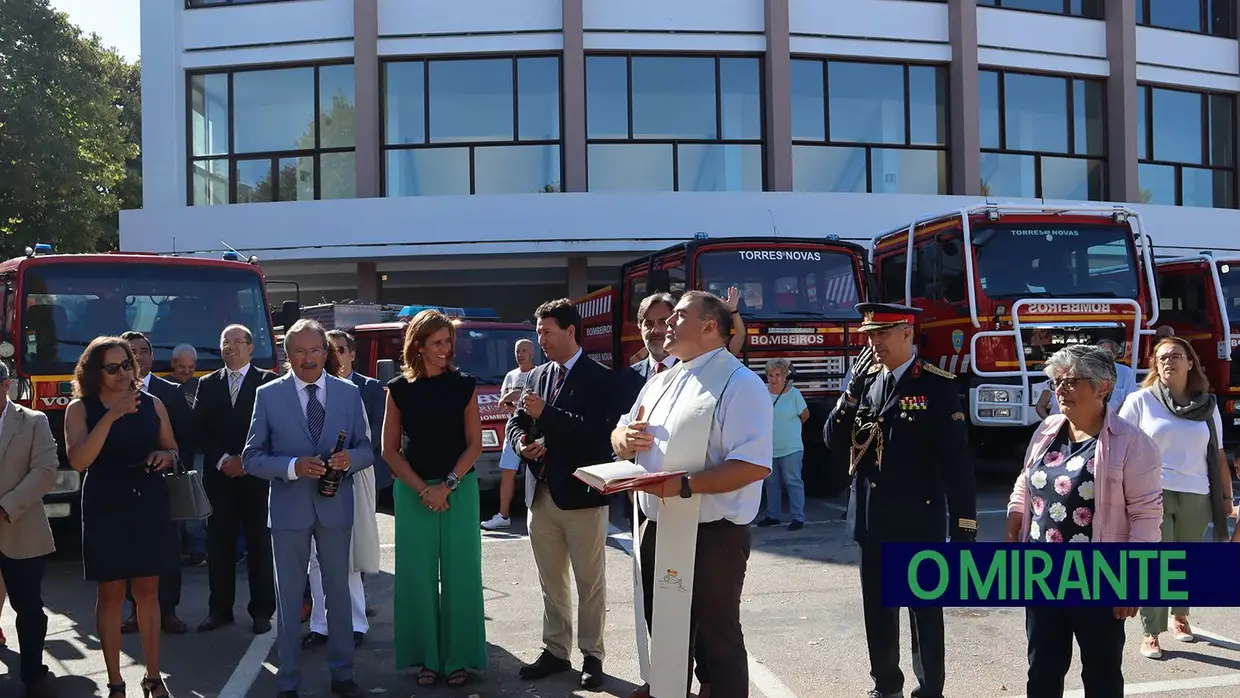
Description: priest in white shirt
xmin=611 ymin=291 xmax=773 ymax=698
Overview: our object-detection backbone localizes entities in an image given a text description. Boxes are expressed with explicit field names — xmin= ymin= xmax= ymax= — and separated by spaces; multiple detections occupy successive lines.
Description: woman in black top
xmin=63 ymin=337 xmax=178 ymax=698
xmin=381 ymin=309 xmax=485 ymax=687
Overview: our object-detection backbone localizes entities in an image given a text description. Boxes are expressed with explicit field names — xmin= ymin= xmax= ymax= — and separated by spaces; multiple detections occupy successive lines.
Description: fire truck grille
xmin=1018 ymin=326 xmax=1129 ymax=369
xmin=744 ymin=354 xmax=849 ymax=398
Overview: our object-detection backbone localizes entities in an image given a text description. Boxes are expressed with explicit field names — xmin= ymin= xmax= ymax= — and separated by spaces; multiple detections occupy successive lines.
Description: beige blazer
xmin=0 ymin=402 xmax=60 ymax=559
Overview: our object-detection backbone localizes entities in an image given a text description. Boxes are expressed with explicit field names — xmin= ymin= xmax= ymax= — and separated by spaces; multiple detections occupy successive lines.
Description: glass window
xmin=977 ymin=0 xmax=1103 ymax=18
xmin=1138 ymin=84 xmax=1236 ymax=208
xmin=1140 ymin=0 xmax=1235 ymax=37
xmin=694 ymin=248 xmax=863 ymax=320
xmin=793 ymin=59 xmax=948 ymax=195
xmin=979 ymin=69 xmax=1106 ymax=200
xmin=383 ymin=55 xmax=563 ymax=196
xmin=187 ymin=63 xmax=355 ymax=205
xmin=586 ymin=54 xmax=764 ymax=192
xmin=187 ymin=1 xmax=298 ymax=6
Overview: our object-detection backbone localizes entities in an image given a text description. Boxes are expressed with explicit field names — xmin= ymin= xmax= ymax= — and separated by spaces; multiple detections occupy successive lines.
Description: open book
xmin=573 ymin=460 xmax=687 ymax=495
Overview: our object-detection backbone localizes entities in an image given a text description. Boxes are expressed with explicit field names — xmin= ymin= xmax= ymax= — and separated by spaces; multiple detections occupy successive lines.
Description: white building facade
xmin=126 ymin=0 xmax=1240 ymax=316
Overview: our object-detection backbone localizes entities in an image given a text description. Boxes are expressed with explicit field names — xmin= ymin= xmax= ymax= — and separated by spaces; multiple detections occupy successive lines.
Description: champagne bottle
xmin=317 ymin=430 xmax=348 ymax=498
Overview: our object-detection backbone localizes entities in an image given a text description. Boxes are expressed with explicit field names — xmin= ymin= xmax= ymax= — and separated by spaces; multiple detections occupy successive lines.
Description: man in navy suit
xmin=119 ymin=331 xmax=193 ymax=634
xmin=243 ymin=319 xmax=373 ymax=698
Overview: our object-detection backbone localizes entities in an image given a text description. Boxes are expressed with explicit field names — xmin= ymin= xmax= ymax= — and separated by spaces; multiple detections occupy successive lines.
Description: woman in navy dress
xmin=64 ymin=337 xmax=179 ymax=698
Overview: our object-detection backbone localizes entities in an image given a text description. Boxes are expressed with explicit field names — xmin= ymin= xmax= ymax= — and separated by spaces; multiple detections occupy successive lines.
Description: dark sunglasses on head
xmin=102 ymin=359 xmax=134 ymax=375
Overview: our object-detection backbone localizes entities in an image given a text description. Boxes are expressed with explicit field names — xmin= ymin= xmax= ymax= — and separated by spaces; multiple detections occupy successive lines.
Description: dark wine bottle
xmin=317 ymin=430 xmax=348 ymax=498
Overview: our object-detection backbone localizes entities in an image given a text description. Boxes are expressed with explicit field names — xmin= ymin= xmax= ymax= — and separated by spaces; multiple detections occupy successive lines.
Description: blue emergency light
xmin=694 ymin=232 xmax=710 ymax=240
xmin=222 ymin=251 xmax=240 ymax=261
xmin=398 ymin=305 xmax=498 ymax=319
xmin=34 ymin=243 xmax=52 ymax=254
xmin=824 ymin=234 xmax=840 ymax=240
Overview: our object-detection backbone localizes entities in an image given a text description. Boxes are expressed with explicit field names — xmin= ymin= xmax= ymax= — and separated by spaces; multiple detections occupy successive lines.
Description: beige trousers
xmin=527 ymin=485 xmax=609 ymax=661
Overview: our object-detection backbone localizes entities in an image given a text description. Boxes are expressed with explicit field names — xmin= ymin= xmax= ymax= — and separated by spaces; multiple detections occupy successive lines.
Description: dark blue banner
xmin=881 ymin=543 xmax=1240 ymax=607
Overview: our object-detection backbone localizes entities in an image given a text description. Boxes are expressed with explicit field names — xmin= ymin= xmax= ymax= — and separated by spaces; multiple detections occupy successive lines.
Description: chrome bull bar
xmin=967 ymin=297 xmax=1154 ymax=427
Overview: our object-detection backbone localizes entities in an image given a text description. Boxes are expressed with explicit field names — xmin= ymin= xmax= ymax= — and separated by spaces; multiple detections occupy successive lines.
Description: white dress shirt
xmin=618 ymin=347 xmax=773 ymax=525
xmin=646 ymin=354 xmax=677 ymax=379
xmin=286 ymin=370 xmax=329 ymax=480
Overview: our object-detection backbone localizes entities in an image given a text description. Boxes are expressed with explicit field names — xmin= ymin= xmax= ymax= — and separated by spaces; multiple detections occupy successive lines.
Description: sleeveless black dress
xmin=80 ymin=392 xmax=173 ymax=582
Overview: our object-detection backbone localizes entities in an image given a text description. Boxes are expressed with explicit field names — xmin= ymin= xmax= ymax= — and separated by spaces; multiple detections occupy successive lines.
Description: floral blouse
xmin=1028 ymin=423 xmax=1098 ymax=543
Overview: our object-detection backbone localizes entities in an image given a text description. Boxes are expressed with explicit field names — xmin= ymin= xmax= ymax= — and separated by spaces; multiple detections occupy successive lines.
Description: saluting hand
xmin=846 ymin=346 xmax=876 ymax=403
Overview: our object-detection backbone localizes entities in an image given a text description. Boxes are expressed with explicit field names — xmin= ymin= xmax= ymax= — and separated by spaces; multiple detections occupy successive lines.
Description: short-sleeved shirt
xmin=1028 ymin=423 xmax=1098 ymax=543
xmin=618 ymin=347 xmax=773 ymax=525
xmin=771 ymin=385 xmax=808 ymax=457
xmin=501 ymin=366 xmax=532 ymax=396
xmin=386 ymin=370 xmax=477 ymax=481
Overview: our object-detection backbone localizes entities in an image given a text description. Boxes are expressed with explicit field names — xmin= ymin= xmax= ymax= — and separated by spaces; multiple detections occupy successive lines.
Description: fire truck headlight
xmin=978 ymin=389 xmax=1011 ymax=403
xmin=481 ymin=429 xmax=499 ymax=449
xmin=52 ymin=470 xmax=80 ymax=494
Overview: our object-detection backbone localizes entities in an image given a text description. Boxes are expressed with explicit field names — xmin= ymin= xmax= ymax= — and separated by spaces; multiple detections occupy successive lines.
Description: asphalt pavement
xmin=3 ymin=460 xmax=1239 ymax=698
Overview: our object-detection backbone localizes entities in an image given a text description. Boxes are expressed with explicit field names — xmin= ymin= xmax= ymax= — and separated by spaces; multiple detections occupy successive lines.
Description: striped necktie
xmin=228 ymin=371 xmax=242 ymax=406
xmin=305 ymin=384 xmax=325 ymax=446
xmin=549 ymin=365 xmax=568 ymax=402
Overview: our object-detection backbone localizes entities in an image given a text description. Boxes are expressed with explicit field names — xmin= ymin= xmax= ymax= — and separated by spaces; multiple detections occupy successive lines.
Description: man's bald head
xmin=514 ymin=338 xmax=536 ymax=369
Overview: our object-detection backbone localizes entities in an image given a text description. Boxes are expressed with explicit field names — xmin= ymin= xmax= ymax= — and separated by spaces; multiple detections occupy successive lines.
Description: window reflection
xmin=585 ymin=54 xmax=763 ymax=192
xmin=1140 ymin=0 xmax=1235 ymax=37
xmin=792 ymin=58 xmax=947 ymax=194
xmin=978 ymin=0 xmax=1103 ymax=18
xmin=383 ymin=55 xmax=563 ymax=196
xmin=187 ymin=63 xmax=356 ymax=205
xmin=980 ymin=69 xmax=1106 ymax=200
xmin=1138 ymin=84 xmax=1236 ymax=208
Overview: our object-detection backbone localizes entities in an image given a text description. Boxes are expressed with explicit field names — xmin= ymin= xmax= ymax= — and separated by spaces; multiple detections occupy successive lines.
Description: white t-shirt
xmin=501 ymin=366 xmax=532 ymax=396
xmin=1118 ymin=387 xmax=1222 ymax=495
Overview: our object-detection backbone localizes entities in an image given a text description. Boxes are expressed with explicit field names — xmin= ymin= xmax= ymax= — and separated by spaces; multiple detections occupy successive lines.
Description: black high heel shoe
xmin=107 ymin=682 xmax=125 ymax=698
xmin=141 ymin=676 xmax=169 ymax=698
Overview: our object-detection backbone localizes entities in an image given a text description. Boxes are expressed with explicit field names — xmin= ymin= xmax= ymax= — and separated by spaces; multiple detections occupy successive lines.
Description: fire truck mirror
xmin=281 ymin=300 xmax=301 ymax=327
xmin=376 ymin=358 xmax=397 ymax=383
xmin=647 ymin=270 xmax=671 ymax=294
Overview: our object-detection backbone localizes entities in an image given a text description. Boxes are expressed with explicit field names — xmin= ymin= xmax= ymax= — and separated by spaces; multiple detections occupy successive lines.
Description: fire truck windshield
xmin=694 ymin=248 xmax=862 ymax=320
xmin=1216 ymin=263 xmax=1240 ymax=326
xmin=454 ymin=326 xmax=541 ymax=386
xmin=973 ymin=223 xmax=1140 ymax=301
xmin=19 ymin=262 xmax=275 ymax=375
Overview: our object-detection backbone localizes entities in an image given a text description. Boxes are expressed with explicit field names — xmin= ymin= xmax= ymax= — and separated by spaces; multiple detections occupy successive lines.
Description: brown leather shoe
xmin=120 ymin=615 xmax=138 ymax=634
xmin=628 ymin=684 xmax=651 ymax=698
xmin=196 ymin=614 xmax=233 ymax=633
xmin=162 ymin=615 xmax=187 ymax=634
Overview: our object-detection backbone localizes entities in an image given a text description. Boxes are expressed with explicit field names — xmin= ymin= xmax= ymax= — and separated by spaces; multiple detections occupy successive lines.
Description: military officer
xmin=824 ymin=302 xmax=977 ymax=698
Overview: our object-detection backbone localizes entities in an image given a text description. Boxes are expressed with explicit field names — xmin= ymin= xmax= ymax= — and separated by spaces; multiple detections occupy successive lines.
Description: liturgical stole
xmin=632 ymin=349 xmax=746 ymax=698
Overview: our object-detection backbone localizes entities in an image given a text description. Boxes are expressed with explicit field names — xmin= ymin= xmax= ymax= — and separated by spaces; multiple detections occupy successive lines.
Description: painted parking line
xmin=997 ymin=626 xmax=1240 ymax=698
xmin=218 ymin=629 xmax=278 ymax=698
xmin=606 ymin=523 xmax=802 ymax=698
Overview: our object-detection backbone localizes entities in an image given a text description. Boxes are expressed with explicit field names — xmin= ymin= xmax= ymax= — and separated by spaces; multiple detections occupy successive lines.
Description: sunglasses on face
xmin=102 ymin=360 xmax=134 ymax=375
xmin=1049 ymin=377 xmax=1086 ymax=391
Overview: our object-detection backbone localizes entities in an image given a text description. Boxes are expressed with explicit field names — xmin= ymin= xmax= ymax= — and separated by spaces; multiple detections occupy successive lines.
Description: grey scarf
xmin=1152 ymin=382 xmax=1231 ymax=541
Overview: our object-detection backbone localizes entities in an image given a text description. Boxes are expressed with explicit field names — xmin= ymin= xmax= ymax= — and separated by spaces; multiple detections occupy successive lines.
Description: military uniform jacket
xmin=825 ymin=357 xmax=977 ymax=544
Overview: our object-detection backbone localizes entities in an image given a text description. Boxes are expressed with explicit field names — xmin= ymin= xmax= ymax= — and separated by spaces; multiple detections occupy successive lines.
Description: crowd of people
xmin=0 ymin=290 xmax=1238 ymax=698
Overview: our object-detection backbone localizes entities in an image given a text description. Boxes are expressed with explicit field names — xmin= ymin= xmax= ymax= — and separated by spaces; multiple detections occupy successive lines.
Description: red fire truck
xmin=350 ymin=305 xmax=542 ymax=494
xmin=1152 ymin=254 xmax=1240 ymax=445
xmin=0 ymin=244 xmax=280 ymax=527
xmin=870 ymin=204 xmax=1159 ymax=450
xmin=574 ymin=234 xmax=870 ymax=494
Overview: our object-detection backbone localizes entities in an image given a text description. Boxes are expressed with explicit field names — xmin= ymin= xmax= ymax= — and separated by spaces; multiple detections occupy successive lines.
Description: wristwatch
xmin=679 ymin=475 xmax=693 ymax=499
xmin=445 ymin=473 xmax=460 ymax=491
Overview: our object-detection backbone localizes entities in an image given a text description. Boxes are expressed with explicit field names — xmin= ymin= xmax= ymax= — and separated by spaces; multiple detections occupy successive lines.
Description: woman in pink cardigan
xmin=1005 ymin=344 xmax=1163 ymax=698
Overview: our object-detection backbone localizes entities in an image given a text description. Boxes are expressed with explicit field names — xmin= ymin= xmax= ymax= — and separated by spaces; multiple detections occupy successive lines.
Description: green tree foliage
xmin=0 ymin=0 xmax=140 ymax=258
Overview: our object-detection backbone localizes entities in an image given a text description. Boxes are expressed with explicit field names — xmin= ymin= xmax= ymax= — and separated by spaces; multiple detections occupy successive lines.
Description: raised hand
xmin=846 ymin=346 xmax=875 ymax=402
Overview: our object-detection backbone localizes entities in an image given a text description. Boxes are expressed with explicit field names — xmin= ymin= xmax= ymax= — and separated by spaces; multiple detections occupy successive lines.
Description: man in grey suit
xmin=242 ymin=319 xmax=374 ymax=698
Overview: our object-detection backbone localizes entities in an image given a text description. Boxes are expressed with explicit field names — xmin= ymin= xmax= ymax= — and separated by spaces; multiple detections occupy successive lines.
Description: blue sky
xmin=53 ymin=0 xmax=140 ymax=61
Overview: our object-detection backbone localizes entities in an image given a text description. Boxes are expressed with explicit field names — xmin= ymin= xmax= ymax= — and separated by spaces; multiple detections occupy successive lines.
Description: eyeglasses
xmin=102 ymin=359 xmax=134 ymax=375
xmin=1048 ymin=377 xmax=1085 ymax=391
xmin=1155 ymin=353 xmax=1186 ymax=364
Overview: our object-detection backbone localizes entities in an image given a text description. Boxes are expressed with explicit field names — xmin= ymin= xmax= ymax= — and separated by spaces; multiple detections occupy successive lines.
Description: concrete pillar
xmin=567 ymin=256 xmax=588 ymax=299
xmin=353 ymin=0 xmax=381 ymax=198
xmin=948 ymin=0 xmax=981 ymax=196
xmin=561 ymin=0 xmax=587 ymax=192
xmin=357 ymin=261 xmax=380 ymax=303
xmin=763 ymin=0 xmax=793 ymax=191
xmin=1105 ymin=0 xmax=1139 ymax=202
